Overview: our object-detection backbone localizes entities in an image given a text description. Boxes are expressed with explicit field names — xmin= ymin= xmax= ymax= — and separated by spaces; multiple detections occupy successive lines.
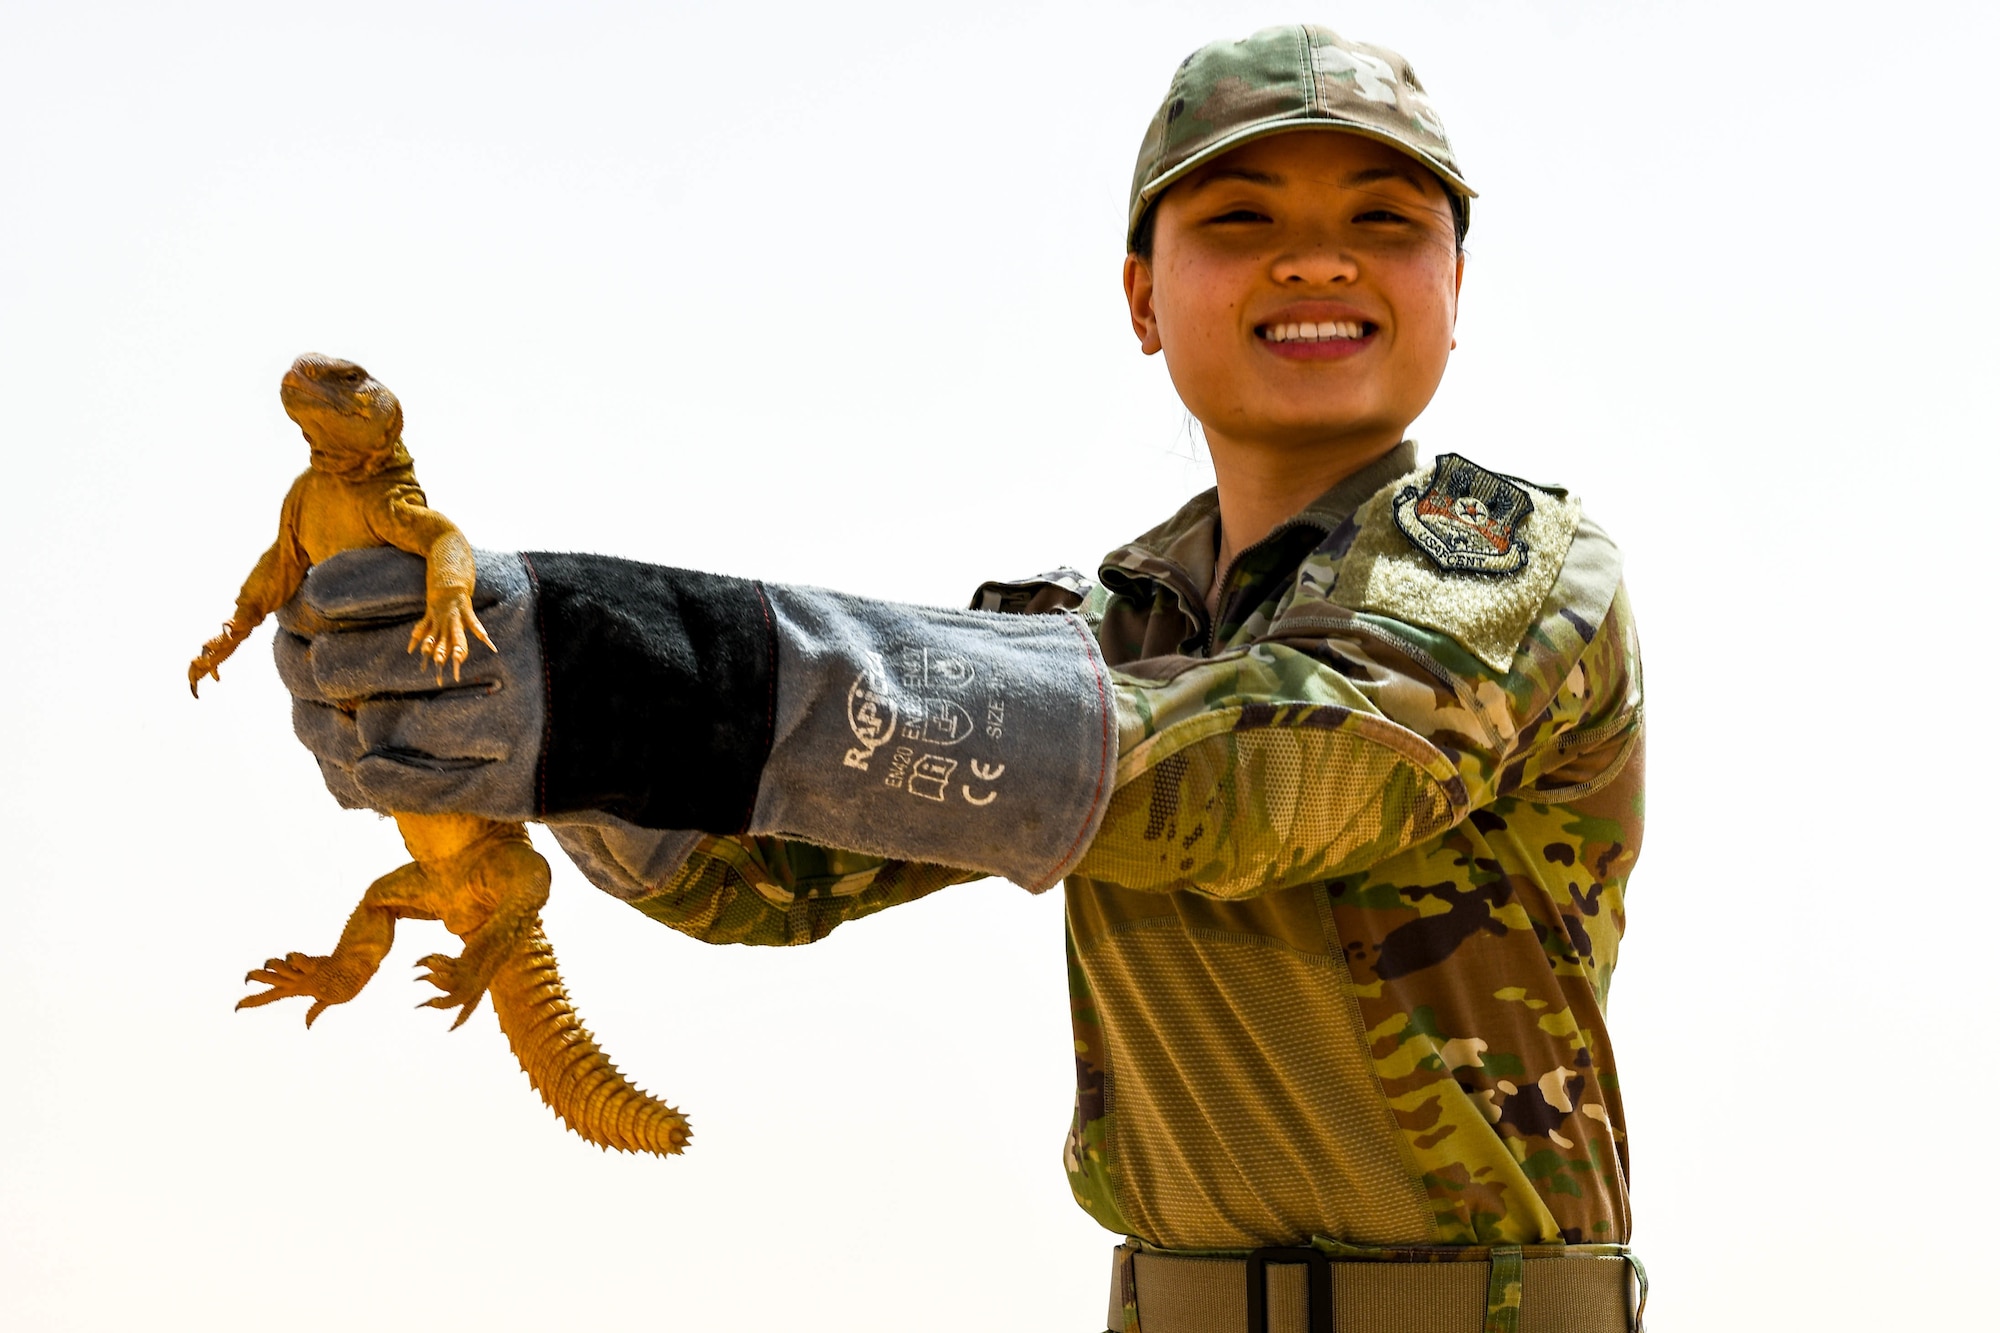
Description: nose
xmin=1272 ymin=237 xmax=1359 ymax=287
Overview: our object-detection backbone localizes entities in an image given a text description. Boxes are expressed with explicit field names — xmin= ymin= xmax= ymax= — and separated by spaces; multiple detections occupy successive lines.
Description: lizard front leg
xmin=414 ymin=833 xmax=551 ymax=1030
xmin=238 ymin=860 xmax=439 ymax=1026
xmin=406 ymin=532 xmax=495 ymax=682
xmin=188 ymin=615 xmax=258 ymax=697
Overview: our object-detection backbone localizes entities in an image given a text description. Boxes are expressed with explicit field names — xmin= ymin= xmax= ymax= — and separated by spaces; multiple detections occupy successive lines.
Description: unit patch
xmin=1392 ymin=454 xmax=1534 ymax=576
xmin=1330 ymin=454 xmax=1583 ymax=673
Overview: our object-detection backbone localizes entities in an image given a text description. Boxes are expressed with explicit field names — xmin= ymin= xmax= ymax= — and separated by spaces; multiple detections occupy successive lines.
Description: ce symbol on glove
xmin=961 ymin=759 xmax=1006 ymax=806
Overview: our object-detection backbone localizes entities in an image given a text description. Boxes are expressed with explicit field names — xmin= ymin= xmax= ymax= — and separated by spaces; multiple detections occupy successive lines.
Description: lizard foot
xmin=414 ymin=949 xmax=500 ymax=1031
xmin=238 ymin=952 xmax=366 ymax=1027
xmin=188 ymin=619 xmax=255 ymax=698
xmin=408 ymin=590 xmax=495 ymax=684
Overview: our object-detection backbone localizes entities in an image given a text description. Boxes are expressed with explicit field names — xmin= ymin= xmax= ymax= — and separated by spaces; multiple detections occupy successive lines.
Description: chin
xmin=1259 ymin=403 xmax=1401 ymax=447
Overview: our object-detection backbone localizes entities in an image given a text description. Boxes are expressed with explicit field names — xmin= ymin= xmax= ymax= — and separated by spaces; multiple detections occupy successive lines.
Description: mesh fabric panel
xmin=1084 ymin=915 xmax=1432 ymax=1248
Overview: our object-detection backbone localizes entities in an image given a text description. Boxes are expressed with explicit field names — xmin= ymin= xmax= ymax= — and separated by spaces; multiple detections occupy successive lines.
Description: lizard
xmin=191 ymin=353 xmax=690 ymax=1157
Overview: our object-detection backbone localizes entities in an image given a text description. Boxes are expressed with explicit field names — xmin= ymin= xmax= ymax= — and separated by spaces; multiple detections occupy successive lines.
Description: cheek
xmin=1154 ymin=255 xmax=1243 ymax=349
xmin=1394 ymin=259 xmax=1461 ymax=353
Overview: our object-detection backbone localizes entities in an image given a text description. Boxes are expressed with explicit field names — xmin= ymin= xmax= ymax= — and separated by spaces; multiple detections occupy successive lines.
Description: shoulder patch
xmin=1331 ymin=455 xmax=1582 ymax=673
xmin=1393 ymin=454 xmax=1535 ymax=574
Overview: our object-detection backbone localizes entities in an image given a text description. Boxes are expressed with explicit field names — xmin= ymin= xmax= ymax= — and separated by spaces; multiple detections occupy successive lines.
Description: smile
xmin=1257 ymin=320 xmax=1371 ymax=343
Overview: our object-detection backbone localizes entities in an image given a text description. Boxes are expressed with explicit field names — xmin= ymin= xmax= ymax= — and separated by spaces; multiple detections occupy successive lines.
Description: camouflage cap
xmin=1128 ymin=25 xmax=1475 ymax=250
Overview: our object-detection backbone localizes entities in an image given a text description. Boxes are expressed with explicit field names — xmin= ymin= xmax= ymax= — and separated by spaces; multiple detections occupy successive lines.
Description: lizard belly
xmin=294 ymin=469 xmax=416 ymax=565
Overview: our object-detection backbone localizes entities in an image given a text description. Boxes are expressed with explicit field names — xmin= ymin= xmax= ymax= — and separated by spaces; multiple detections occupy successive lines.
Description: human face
xmin=1124 ymin=132 xmax=1463 ymax=464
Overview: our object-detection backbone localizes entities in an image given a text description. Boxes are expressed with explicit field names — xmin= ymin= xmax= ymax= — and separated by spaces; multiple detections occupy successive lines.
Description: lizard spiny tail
xmin=490 ymin=918 xmax=691 ymax=1156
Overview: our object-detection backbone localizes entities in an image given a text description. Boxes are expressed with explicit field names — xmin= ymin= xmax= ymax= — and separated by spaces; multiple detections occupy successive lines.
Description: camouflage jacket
xmin=621 ymin=440 xmax=1644 ymax=1251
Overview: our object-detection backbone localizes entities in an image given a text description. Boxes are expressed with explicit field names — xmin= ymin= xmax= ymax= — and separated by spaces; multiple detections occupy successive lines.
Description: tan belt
xmin=1106 ymin=1242 xmax=1645 ymax=1333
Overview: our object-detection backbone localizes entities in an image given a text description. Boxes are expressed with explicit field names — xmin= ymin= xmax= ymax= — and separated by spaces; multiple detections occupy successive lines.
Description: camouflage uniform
xmin=619 ymin=441 xmax=1644 ymax=1261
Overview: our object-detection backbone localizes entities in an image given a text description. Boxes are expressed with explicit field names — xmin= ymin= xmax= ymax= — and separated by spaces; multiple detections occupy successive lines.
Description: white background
xmin=2 ymin=2 xmax=1993 ymax=1329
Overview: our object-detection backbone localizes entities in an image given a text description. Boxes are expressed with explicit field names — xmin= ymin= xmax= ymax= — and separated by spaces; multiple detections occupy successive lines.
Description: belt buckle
xmin=1244 ymin=1246 xmax=1332 ymax=1333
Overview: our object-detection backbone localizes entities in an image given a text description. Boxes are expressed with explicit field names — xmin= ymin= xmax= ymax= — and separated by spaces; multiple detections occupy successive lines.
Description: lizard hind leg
xmin=403 ymin=818 xmax=551 ymax=1031
xmin=488 ymin=920 xmax=692 ymax=1157
xmin=238 ymin=860 xmax=437 ymax=1026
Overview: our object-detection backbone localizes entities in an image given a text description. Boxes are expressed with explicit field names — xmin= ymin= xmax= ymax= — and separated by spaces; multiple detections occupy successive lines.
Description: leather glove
xmin=277 ymin=547 xmax=1115 ymax=891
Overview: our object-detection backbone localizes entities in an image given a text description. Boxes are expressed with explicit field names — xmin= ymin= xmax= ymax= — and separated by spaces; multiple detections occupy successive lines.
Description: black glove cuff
xmin=523 ymin=552 xmax=776 ymax=832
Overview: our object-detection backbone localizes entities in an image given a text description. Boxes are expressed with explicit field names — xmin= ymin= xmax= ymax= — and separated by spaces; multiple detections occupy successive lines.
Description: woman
xmin=279 ymin=25 xmax=1646 ymax=1332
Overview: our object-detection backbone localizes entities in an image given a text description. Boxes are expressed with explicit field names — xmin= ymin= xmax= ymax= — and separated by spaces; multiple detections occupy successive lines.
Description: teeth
xmin=1263 ymin=321 xmax=1365 ymax=342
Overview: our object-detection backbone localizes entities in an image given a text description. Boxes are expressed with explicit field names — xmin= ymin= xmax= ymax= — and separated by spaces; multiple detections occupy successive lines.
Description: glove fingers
xmin=273 ymin=629 xmax=317 ymax=698
xmin=303 ymin=624 xmax=510 ymax=699
xmin=278 ymin=548 xmax=428 ymax=633
xmin=295 ymin=693 xmax=522 ymax=816
xmin=350 ymin=753 xmax=514 ymax=817
xmin=317 ymin=757 xmax=378 ymax=811
xmin=291 ymin=700 xmax=374 ymax=810
xmin=297 ymin=585 xmax=535 ymax=701
xmin=292 ymin=697 xmax=364 ymax=765
xmin=355 ymin=692 xmax=522 ymax=764
xmin=274 ymin=549 xmax=540 ymax=821
xmin=277 ymin=548 xmax=529 ymax=635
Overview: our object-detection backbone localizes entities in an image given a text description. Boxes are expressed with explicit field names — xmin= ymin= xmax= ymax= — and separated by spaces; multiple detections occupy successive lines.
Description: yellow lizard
xmin=191 ymin=353 xmax=689 ymax=1157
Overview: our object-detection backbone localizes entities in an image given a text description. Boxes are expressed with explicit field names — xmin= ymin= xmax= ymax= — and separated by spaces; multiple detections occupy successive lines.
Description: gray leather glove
xmin=277 ymin=547 xmax=1116 ymax=891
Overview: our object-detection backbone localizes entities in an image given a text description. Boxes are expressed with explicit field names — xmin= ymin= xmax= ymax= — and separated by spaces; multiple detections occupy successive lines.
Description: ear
xmin=1449 ymin=249 xmax=1465 ymax=352
xmin=1122 ymin=253 xmax=1163 ymax=356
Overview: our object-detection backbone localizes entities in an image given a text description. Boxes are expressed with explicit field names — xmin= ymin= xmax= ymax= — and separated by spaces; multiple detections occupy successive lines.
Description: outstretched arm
xmin=272 ymin=535 xmax=1634 ymax=905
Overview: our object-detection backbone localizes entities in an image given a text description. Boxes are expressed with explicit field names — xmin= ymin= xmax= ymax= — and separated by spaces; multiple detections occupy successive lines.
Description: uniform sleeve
xmin=1074 ymin=538 xmax=1642 ymax=900
xmin=602 ymin=580 xmax=1638 ymax=938
xmin=618 ymin=835 xmax=981 ymax=947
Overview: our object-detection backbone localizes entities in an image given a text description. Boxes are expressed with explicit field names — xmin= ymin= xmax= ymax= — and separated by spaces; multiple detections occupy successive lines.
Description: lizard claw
xmin=189 ymin=624 xmax=245 ymax=698
xmin=414 ymin=952 xmax=489 ymax=1030
xmin=188 ymin=657 xmax=221 ymax=697
xmin=238 ymin=952 xmax=359 ymax=1027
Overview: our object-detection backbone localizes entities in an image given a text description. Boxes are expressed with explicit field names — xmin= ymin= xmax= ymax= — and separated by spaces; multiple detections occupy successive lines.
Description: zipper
xmin=1202 ymin=516 xmax=1330 ymax=655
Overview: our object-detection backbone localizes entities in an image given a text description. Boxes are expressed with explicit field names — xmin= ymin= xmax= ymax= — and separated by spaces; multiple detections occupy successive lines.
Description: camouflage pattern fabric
xmin=620 ymin=440 xmax=1644 ymax=1257
xmin=1128 ymin=24 xmax=1475 ymax=249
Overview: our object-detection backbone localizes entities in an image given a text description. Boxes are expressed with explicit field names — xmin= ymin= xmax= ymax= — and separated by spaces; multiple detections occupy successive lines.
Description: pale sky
xmin=2 ymin=2 xmax=1993 ymax=1329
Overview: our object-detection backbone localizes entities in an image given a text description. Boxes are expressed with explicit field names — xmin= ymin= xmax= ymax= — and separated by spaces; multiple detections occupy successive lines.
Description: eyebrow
xmin=1183 ymin=166 xmax=1284 ymax=190
xmin=1341 ymin=165 xmax=1439 ymax=195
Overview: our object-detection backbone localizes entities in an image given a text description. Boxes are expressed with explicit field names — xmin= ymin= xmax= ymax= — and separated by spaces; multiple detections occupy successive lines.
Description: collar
xmin=1099 ymin=439 xmax=1420 ymax=609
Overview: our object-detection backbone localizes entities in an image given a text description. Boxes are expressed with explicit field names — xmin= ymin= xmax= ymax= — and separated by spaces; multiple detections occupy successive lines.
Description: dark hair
xmin=1128 ymin=181 xmax=1468 ymax=260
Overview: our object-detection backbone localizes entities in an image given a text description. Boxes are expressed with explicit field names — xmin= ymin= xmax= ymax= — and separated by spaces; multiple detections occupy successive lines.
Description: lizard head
xmin=281 ymin=353 xmax=406 ymax=477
